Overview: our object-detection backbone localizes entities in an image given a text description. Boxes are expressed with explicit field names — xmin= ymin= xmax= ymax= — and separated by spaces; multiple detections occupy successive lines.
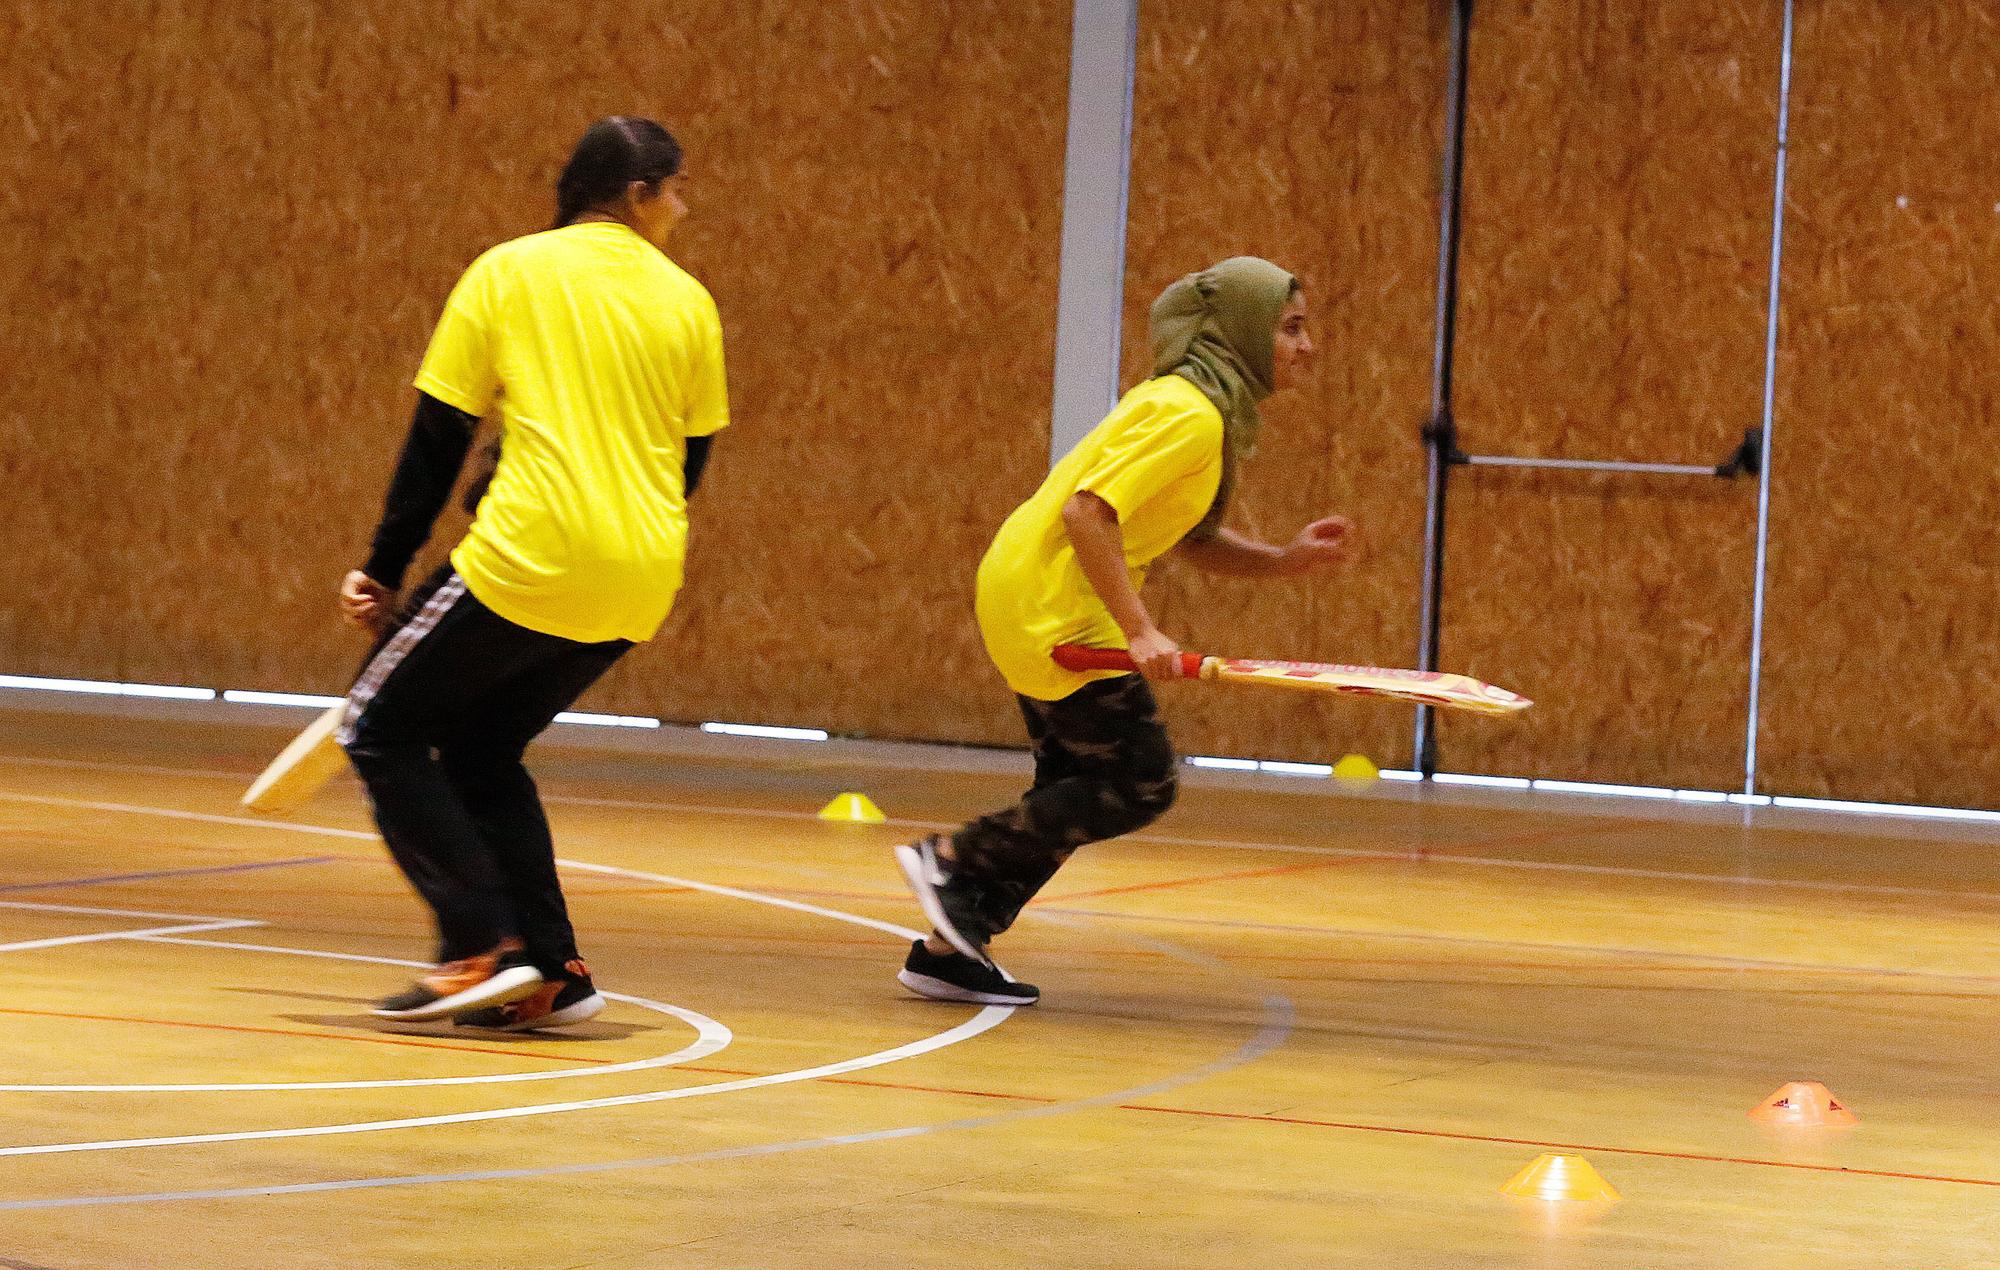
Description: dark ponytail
xmin=551 ymin=116 xmax=683 ymax=230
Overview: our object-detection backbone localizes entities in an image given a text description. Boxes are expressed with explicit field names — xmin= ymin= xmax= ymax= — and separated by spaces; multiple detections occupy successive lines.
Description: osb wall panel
xmin=1 ymin=1 xmax=1067 ymax=747
xmin=1439 ymin=2 xmax=1778 ymax=788
xmin=1120 ymin=0 xmax=1445 ymax=768
xmin=0 ymin=6 xmax=155 ymax=676
xmin=1758 ymin=2 xmax=2000 ymax=805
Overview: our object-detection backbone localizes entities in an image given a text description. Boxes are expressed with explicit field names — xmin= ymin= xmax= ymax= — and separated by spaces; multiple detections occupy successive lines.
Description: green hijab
xmin=1148 ymin=256 xmax=1298 ymax=539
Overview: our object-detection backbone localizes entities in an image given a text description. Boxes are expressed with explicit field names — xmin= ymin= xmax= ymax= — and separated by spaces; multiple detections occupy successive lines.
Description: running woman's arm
xmin=1061 ymin=491 xmax=1183 ymax=680
xmin=341 ymin=392 xmax=479 ymax=630
xmin=1174 ymin=518 xmax=1354 ymax=578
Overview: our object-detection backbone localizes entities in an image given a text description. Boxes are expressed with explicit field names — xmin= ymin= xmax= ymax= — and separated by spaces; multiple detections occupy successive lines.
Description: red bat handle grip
xmin=1052 ymin=644 xmax=1205 ymax=678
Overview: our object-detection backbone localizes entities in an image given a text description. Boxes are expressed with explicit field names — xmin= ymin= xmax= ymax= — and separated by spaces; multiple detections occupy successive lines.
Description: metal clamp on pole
xmin=1450 ymin=428 xmax=1762 ymax=480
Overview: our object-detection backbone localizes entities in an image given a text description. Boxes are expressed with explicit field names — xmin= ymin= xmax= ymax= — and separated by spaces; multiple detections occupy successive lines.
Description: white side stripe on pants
xmin=337 ymin=575 xmax=470 ymax=746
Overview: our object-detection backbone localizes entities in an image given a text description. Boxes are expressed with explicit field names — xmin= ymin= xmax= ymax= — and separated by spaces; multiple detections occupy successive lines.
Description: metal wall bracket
xmin=1448 ymin=427 xmax=1762 ymax=480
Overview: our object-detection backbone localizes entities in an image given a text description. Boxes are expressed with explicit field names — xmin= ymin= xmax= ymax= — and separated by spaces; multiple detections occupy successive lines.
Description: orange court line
xmin=656 ymin=1061 xmax=2000 ymax=1189
xmin=1113 ymin=1104 xmax=2000 ymax=1189
xmin=0 ymin=1005 xmax=617 ymax=1065
xmin=1032 ymin=822 xmax=1616 ymax=906
xmin=1036 ymin=853 xmax=1399 ymax=904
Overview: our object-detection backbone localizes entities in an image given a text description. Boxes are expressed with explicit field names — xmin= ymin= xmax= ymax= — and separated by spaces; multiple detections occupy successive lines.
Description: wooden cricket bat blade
xmin=241 ymin=702 xmax=352 ymax=813
xmin=1051 ymin=645 xmax=1531 ymax=716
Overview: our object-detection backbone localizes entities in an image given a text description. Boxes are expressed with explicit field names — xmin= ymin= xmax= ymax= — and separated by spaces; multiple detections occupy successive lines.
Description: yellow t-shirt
xmin=976 ymin=375 xmax=1224 ymax=701
xmin=415 ymin=221 xmax=728 ymax=644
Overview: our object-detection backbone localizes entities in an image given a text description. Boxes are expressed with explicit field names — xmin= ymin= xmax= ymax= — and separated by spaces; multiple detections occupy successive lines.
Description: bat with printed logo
xmin=1052 ymin=645 xmax=1530 ymax=716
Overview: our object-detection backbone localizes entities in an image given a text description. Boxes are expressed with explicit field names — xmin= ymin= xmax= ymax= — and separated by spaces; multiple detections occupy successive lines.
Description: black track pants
xmin=338 ymin=570 xmax=630 ymax=974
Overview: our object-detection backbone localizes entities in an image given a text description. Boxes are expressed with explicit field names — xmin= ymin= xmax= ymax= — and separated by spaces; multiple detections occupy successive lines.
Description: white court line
xmin=557 ymin=859 xmax=919 ymax=941
xmin=0 ymin=917 xmax=1297 ymax=1210
xmin=0 ymin=898 xmax=250 ymax=924
xmin=7 ymin=752 xmax=1997 ymax=906
xmin=0 ymin=799 xmax=1006 ymax=1156
xmin=0 ymin=919 xmax=256 ymax=954
xmin=0 ymin=790 xmax=373 ymax=842
xmin=0 ymin=789 xmax=926 ymax=938
xmin=0 ymin=1004 xmax=1010 ymax=1158
xmin=1 ymin=936 xmax=732 ymax=1093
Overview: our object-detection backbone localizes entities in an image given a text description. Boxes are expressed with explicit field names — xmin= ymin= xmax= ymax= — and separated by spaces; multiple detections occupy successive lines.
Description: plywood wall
xmin=0 ymin=5 xmax=157 ymax=679
xmin=1438 ymin=0 xmax=1780 ymax=789
xmin=1757 ymin=1 xmax=2000 ymax=805
xmin=12 ymin=2 xmax=2000 ymax=807
xmin=0 ymin=0 xmax=1068 ymax=748
xmin=1120 ymin=0 xmax=1445 ymax=769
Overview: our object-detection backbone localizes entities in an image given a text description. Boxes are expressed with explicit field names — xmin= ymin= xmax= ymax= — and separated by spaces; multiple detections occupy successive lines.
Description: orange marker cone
xmin=1749 ymin=1081 xmax=1858 ymax=1127
xmin=818 ymin=792 xmax=887 ymax=824
xmin=1500 ymin=1153 xmax=1621 ymax=1202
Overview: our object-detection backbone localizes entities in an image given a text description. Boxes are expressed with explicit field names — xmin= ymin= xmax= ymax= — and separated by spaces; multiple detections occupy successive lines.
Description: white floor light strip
xmin=553 ymin=711 xmax=661 ymax=729
xmin=0 ymin=675 xmax=215 ymax=701
xmin=221 ymin=690 xmax=344 ymax=708
xmin=700 ymin=721 xmax=829 ymax=742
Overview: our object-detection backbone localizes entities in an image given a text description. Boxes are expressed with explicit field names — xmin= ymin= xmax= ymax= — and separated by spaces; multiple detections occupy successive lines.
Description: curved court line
xmin=555 ymin=859 xmax=921 ymax=941
xmin=0 ymin=937 xmax=731 ymax=1093
xmin=0 ymin=912 xmax=1297 ymax=1209
xmin=0 ymin=1005 xmax=1009 ymax=1159
xmin=0 ymin=807 xmax=1008 ymax=1157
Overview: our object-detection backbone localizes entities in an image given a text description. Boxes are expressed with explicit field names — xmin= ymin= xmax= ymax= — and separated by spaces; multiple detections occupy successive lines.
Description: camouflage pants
xmin=949 ymin=673 xmax=1178 ymax=940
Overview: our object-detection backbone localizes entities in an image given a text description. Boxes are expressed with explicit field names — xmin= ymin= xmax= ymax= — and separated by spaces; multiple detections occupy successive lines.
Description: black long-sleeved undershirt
xmin=362 ymin=392 xmax=478 ymax=590
xmin=361 ymin=392 xmax=716 ymax=590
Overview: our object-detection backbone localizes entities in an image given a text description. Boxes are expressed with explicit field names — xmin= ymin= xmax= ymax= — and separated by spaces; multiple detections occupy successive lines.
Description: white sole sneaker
xmin=894 ymin=842 xmax=991 ymax=967
xmin=373 ymin=965 xmax=544 ymax=1022
xmin=897 ymin=968 xmax=1037 ymax=1007
xmin=497 ymin=991 xmax=607 ymax=1032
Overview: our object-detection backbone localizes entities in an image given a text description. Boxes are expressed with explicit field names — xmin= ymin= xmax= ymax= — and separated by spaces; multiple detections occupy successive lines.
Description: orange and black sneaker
xmin=372 ymin=944 xmax=543 ymax=1022
xmin=456 ymin=958 xmax=605 ymax=1032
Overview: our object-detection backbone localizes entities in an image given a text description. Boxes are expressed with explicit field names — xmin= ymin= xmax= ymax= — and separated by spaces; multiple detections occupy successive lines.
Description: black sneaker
xmin=894 ymin=835 xmax=992 ymax=965
xmin=897 ymin=939 xmax=1039 ymax=1006
xmin=372 ymin=946 xmax=543 ymax=1021
xmin=457 ymin=958 xmax=606 ymax=1031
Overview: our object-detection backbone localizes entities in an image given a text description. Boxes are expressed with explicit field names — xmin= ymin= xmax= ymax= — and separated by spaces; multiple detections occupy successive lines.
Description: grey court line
xmin=0 ymin=855 xmax=337 ymax=894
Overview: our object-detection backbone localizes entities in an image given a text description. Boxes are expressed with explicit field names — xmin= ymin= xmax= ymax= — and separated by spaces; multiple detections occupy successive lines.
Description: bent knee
xmin=1106 ymin=768 xmax=1176 ymax=834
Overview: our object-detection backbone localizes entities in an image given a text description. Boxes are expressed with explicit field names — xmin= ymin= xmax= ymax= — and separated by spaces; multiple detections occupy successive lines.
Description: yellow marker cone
xmin=818 ymin=792 xmax=886 ymax=824
xmin=1332 ymin=753 xmax=1380 ymax=781
xmin=1500 ymin=1154 xmax=1621 ymax=1203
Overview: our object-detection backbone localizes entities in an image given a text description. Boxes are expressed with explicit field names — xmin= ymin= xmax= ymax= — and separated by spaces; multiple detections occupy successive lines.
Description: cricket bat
xmin=1053 ymin=645 xmax=1530 ymax=716
xmin=240 ymin=701 xmax=350 ymax=812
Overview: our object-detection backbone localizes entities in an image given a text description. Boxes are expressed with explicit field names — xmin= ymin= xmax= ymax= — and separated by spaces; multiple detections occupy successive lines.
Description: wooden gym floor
xmin=0 ymin=703 xmax=1996 ymax=1268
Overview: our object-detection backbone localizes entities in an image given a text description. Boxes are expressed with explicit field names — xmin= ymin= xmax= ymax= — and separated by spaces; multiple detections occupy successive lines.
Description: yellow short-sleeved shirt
xmin=415 ymin=221 xmax=728 ymax=644
xmin=976 ymin=374 xmax=1224 ymax=701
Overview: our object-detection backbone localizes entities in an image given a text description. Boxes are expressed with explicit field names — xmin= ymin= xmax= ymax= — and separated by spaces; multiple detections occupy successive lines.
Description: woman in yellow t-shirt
xmin=334 ymin=117 xmax=727 ymax=1028
xmin=895 ymin=257 xmax=1352 ymax=1005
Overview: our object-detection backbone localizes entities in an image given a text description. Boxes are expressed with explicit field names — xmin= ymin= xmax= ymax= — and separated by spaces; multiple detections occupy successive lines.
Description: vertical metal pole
xmin=1049 ymin=0 xmax=1140 ymax=461
xmin=1743 ymin=0 xmax=1796 ymax=795
xmin=1414 ymin=0 xmax=1474 ymax=777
